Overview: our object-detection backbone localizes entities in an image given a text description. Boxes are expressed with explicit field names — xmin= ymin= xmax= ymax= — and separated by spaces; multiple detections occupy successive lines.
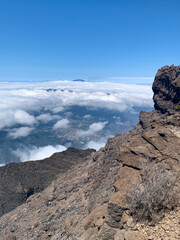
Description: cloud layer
xmin=13 ymin=145 xmax=67 ymax=162
xmin=0 ymin=80 xmax=154 ymax=163
xmin=0 ymin=80 xmax=153 ymax=133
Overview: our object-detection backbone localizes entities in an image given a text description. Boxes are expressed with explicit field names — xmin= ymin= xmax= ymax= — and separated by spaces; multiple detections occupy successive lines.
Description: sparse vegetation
xmin=126 ymin=163 xmax=179 ymax=223
xmin=176 ymin=104 xmax=180 ymax=111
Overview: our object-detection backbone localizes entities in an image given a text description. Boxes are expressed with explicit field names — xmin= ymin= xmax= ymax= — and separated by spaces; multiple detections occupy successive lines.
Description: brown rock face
xmin=152 ymin=64 xmax=180 ymax=113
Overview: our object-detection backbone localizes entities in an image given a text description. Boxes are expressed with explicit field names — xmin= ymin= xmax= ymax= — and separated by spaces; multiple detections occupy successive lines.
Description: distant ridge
xmin=73 ymin=79 xmax=86 ymax=82
xmin=0 ymin=147 xmax=95 ymax=216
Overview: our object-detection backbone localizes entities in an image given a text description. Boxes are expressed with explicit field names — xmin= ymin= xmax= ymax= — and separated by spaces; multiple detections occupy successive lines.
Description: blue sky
xmin=0 ymin=0 xmax=180 ymax=82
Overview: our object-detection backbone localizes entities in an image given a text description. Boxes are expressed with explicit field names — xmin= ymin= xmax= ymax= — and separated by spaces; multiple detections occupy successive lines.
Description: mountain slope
xmin=0 ymin=65 xmax=179 ymax=240
xmin=0 ymin=148 xmax=95 ymax=216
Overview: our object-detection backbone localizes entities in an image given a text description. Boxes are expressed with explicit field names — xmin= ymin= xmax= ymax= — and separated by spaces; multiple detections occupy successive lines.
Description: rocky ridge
xmin=0 ymin=65 xmax=179 ymax=240
xmin=0 ymin=148 xmax=95 ymax=216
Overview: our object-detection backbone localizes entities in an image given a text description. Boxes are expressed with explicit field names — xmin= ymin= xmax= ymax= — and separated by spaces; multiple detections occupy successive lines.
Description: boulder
xmin=152 ymin=64 xmax=180 ymax=113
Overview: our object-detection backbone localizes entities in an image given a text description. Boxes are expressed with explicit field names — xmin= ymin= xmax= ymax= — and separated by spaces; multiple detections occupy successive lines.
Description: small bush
xmin=126 ymin=163 xmax=179 ymax=222
xmin=176 ymin=105 xmax=180 ymax=111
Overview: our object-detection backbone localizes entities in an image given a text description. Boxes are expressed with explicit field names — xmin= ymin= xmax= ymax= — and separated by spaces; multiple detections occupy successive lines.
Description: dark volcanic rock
xmin=152 ymin=64 xmax=180 ymax=113
xmin=106 ymin=203 xmax=127 ymax=228
xmin=0 ymin=147 xmax=95 ymax=216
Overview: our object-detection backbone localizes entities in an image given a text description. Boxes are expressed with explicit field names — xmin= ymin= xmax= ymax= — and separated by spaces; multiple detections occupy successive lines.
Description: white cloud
xmin=84 ymin=135 xmax=114 ymax=150
xmin=64 ymin=111 xmax=73 ymax=118
xmin=14 ymin=110 xmax=37 ymax=125
xmin=0 ymin=110 xmax=37 ymax=129
xmin=85 ymin=140 xmax=106 ymax=150
xmin=13 ymin=145 xmax=67 ymax=162
xmin=36 ymin=113 xmax=59 ymax=123
xmin=83 ymin=114 xmax=91 ymax=119
xmin=52 ymin=106 xmax=64 ymax=113
xmin=53 ymin=119 xmax=70 ymax=130
xmin=8 ymin=127 xmax=34 ymax=139
xmin=113 ymin=116 xmax=124 ymax=125
xmin=77 ymin=121 xmax=108 ymax=137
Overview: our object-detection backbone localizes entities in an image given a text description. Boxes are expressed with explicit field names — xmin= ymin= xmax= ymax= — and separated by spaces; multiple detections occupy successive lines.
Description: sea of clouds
xmin=13 ymin=144 xmax=67 ymax=162
xmin=0 ymin=80 xmax=153 ymax=163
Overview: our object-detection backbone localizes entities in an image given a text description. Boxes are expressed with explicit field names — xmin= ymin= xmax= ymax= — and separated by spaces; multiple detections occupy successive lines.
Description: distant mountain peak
xmin=73 ymin=79 xmax=86 ymax=82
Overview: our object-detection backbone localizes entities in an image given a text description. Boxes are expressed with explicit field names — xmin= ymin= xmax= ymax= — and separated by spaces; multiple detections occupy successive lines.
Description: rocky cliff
xmin=0 ymin=65 xmax=179 ymax=240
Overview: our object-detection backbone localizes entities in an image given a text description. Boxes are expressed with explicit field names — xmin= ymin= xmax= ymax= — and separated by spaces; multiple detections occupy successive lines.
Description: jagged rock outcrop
xmin=0 ymin=148 xmax=95 ymax=216
xmin=0 ymin=65 xmax=179 ymax=240
xmin=152 ymin=64 xmax=180 ymax=113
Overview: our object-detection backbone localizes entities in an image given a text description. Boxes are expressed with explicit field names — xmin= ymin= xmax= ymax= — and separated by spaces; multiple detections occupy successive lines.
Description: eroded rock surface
xmin=152 ymin=64 xmax=180 ymax=113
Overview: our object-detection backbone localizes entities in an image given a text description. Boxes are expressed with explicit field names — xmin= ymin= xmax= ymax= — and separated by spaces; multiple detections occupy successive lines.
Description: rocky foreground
xmin=0 ymin=65 xmax=180 ymax=240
